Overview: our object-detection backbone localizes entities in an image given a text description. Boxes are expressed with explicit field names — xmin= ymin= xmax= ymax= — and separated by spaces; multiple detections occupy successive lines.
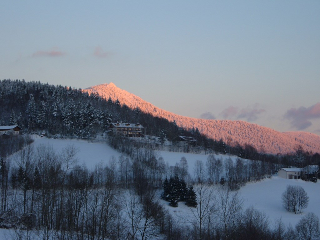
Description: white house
xmin=278 ymin=168 xmax=302 ymax=179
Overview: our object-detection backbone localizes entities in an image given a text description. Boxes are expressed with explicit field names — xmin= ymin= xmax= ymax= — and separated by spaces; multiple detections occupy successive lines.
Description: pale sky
xmin=1 ymin=1 xmax=320 ymax=135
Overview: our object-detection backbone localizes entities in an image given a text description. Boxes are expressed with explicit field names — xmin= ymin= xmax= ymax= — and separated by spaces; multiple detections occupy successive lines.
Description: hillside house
xmin=278 ymin=168 xmax=302 ymax=179
xmin=0 ymin=125 xmax=21 ymax=137
xmin=174 ymin=136 xmax=197 ymax=147
xmin=110 ymin=122 xmax=144 ymax=137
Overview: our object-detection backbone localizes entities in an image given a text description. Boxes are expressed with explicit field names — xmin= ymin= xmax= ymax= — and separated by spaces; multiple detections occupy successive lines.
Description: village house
xmin=278 ymin=168 xmax=302 ymax=179
xmin=110 ymin=122 xmax=144 ymax=137
xmin=174 ymin=136 xmax=197 ymax=147
xmin=0 ymin=125 xmax=21 ymax=137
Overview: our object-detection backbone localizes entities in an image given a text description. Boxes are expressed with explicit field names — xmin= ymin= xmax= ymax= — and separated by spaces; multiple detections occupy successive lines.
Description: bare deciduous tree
xmin=194 ymin=160 xmax=205 ymax=184
xmin=240 ymin=207 xmax=270 ymax=240
xmin=190 ymin=184 xmax=216 ymax=240
xmin=296 ymin=212 xmax=320 ymax=240
xmin=180 ymin=157 xmax=188 ymax=181
xmin=216 ymin=187 xmax=243 ymax=239
xmin=282 ymin=185 xmax=309 ymax=214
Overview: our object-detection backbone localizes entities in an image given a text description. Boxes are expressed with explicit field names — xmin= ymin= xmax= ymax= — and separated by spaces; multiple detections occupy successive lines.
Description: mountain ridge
xmin=84 ymin=83 xmax=320 ymax=155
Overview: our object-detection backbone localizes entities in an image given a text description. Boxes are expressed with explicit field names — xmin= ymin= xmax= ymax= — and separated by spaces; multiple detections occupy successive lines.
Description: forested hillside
xmin=0 ymin=79 xmax=190 ymax=140
xmin=2 ymin=79 xmax=320 ymax=167
xmin=85 ymin=83 xmax=320 ymax=155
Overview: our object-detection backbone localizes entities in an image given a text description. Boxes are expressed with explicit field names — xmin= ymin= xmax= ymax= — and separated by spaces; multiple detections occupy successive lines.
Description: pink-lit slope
xmin=84 ymin=83 xmax=320 ymax=155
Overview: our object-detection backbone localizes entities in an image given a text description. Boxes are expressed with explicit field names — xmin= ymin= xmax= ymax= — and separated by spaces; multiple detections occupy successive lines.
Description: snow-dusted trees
xmin=235 ymin=158 xmax=247 ymax=185
xmin=194 ymin=160 xmax=205 ymax=184
xmin=118 ymin=154 xmax=132 ymax=188
xmin=179 ymin=157 xmax=189 ymax=181
xmin=16 ymin=145 xmax=34 ymax=214
xmin=161 ymin=176 xmax=191 ymax=207
xmin=282 ymin=185 xmax=309 ymax=214
xmin=239 ymin=207 xmax=270 ymax=240
xmin=0 ymin=157 xmax=9 ymax=212
xmin=190 ymin=184 xmax=216 ymax=239
xmin=216 ymin=187 xmax=243 ymax=239
xmin=123 ymin=190 xmax=162 ymax=240
xmin=206 ymin=155 xmax=222 ymax=184
xmin=26 ymin=94 xmax=37 ymax=130
xmin=296 ymin=212 xmax=320 ymax=240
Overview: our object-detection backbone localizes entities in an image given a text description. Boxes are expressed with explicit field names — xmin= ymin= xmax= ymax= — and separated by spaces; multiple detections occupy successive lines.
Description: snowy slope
xmin=9 ymin=137 xmax=320 ymax=229
xmin=239 ymin=176 xmax=320 ymax=227
xmin=84 ymin=83 xmax=320 ymax=155
xmin=161 ymin=176 xmax=320 ymax=229
xmin=28 ymin=137 xmax=235 ymax=176
xmin=30 ymin=136 xmax=123 ymax=169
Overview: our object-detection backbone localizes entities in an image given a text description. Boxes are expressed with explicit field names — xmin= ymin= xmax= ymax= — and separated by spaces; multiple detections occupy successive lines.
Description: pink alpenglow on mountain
xmin=84 ymin=83 xmax=320 ymax=155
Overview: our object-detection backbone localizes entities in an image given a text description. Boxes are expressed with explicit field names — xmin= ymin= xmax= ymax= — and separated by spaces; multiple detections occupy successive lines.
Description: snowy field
xmin=29 ymin=136 xmax=123 ymax=170
xmin=239 ymin=176 xmax=320 ymax=227
xmin=160 ymin=176 xmax=320 ymax=230
xmin=0 ymin=229 xmax=11 ymax=240
xmin=5 ymin=136 xmax=320 ymax=235
xmin=29 ymin=137 xmax=320 ymax=228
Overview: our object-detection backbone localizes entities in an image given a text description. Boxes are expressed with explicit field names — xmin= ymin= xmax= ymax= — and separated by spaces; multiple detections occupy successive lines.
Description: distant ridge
xmin=84 ymin=83 xmax=320 ymax=155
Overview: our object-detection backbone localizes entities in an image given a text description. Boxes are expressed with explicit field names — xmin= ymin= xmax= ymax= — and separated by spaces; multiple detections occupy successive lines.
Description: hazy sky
xmin=1 ymin=1 xmax=320 ymax=135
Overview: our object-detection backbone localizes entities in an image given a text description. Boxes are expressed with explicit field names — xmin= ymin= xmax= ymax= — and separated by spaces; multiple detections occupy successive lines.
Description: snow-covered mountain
xmin=84 ymin=83 xmax=320 ymax=155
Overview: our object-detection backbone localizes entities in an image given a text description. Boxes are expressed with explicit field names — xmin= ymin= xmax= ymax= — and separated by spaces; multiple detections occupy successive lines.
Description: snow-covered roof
xmin=280 ymin=168 xmax=302 ymax=172
xmin=0 ymin=125 xmax=20 ymax=131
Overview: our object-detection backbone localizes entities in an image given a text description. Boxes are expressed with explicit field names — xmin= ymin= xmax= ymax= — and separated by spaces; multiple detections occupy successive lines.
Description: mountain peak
xmin=83 ymin=84 xmax=320 ymax=155
xmin=108 ymin=82 xmax=116 ymax=88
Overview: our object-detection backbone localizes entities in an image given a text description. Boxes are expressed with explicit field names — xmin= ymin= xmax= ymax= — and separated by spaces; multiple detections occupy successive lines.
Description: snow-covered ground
xmin=29 ymin=136 xmax=238 ymax=174
xmin=29 ymin=136 xmax=123 ymax=170
xmin=239 ymin=176 xmax=320 ymax=227
xmin=160 ymin=176 xmax=320 ymax=230
xmin=0 ymin=229 xmax=12 ymax=240
xmin=7 ymin=136 xmax=320 ymax=231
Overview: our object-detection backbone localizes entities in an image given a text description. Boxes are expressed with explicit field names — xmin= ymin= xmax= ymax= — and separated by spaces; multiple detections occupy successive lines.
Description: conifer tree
xmin=162 ymin=177 xmax=195 ymax=208
xmin=185 ymin=186 xmax=197 ymax=207
xmin=162 ymin=178 xmax=170 ymax=200
xmin=177 ymin=177 xmax=187 ymax=201
xmin=169 ymin=177 xmax=179 ymax=204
